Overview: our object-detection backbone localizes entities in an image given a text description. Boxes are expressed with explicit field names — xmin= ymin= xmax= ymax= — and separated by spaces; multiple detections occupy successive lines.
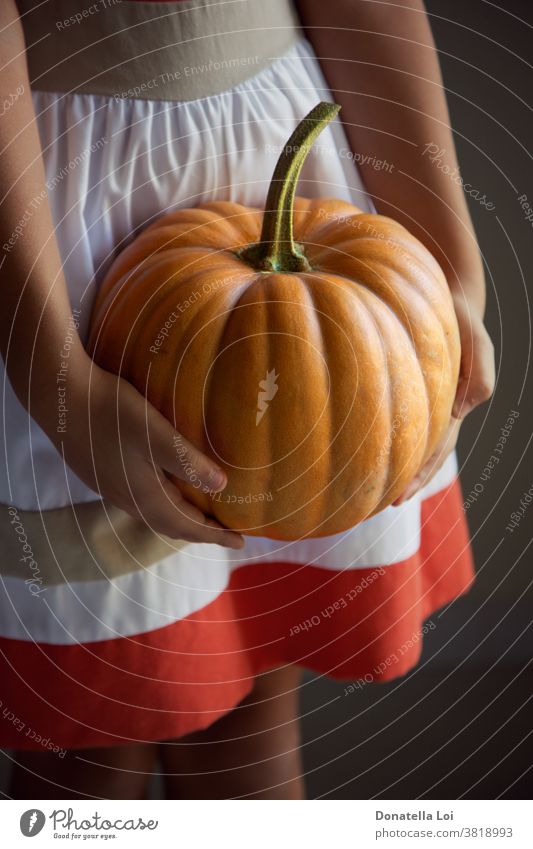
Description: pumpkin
xmin=88 ymin=102 xmax=460 ymax=540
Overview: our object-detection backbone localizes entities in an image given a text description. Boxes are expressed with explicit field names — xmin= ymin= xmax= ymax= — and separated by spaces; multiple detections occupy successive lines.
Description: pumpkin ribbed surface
xmin=88 ymin=195 xmax=460 ymax=539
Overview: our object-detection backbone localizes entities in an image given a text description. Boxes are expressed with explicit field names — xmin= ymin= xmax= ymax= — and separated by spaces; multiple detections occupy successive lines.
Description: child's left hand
xmin=393 ymin=289 xmax=495 ymax=505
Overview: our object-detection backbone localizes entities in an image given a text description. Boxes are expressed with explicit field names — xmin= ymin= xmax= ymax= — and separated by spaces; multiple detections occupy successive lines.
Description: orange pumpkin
xmin=88 ymin=102 xmax=460 ymax=540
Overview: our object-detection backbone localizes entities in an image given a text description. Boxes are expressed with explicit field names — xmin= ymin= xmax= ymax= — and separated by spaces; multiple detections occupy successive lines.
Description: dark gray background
xmin=298 ymin=0 xmax=533 ymax=799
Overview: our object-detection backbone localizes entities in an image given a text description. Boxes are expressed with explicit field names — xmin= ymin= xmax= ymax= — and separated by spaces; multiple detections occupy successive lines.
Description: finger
xmin=117 ymin=462 xmax=239 ymax=545
xmin=453 ymin=311 xmax=495 ymax=420
xmin=134 ymin=492 xmax=245 ymax=548
xmin=146 ymin=405 xmax=228 ymax=492
xmin=158 ymin=478 xmax=245 ymax=548
xmin=196 ymin=519 xmax=246 ymax=549
xmin=393 ymin=466 xmax=432 ymax=506
xmin=393 ymin=458 xmax=440 ymax=506
xmin=393 ymin=419 xmax=460 ymax=505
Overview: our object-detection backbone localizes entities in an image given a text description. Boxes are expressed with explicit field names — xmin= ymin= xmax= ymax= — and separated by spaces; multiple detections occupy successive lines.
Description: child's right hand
xmin=51 ymin=356 xmax=245 ymax=549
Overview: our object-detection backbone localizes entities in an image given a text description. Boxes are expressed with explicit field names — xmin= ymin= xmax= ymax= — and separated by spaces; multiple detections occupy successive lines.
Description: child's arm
xmin=296 ymin=0 xmax=495 ymax=497
xmin=0 ymin=1 xmax=243 ymax=548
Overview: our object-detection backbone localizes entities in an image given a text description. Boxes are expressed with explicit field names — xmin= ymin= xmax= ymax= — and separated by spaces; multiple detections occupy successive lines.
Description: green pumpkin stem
xmin=238 ymin=101 xmax=341 ymax=273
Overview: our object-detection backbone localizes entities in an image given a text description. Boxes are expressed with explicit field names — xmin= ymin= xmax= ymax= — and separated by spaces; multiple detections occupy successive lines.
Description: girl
xmin=1 ymin=0 xmax=494 ymax=798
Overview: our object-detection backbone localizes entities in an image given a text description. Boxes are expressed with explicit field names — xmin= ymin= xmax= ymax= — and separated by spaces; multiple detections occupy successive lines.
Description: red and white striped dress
xmin=0 ymin=0 xmax=474 ymax=750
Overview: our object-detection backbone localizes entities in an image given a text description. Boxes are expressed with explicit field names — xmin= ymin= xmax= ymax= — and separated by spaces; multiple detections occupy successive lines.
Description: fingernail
xmin=397 ymin=482 xmax=419 ymax=505
xmin=209 ymin=468 xmax=227 ymax=491
xmin=452 ymin=400 xmax=465 ymax=419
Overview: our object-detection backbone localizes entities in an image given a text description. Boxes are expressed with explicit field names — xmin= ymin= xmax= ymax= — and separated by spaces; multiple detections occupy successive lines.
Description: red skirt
xmin=0 ymin=459 xmax=473 ymax=751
